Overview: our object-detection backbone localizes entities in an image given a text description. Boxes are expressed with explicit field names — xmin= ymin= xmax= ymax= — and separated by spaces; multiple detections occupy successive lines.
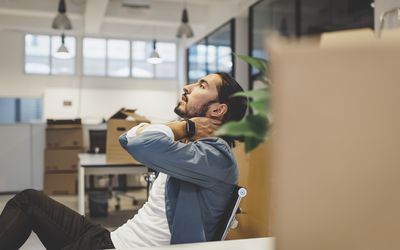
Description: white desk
xmin=116 ymin=237 xmax=275 ymax=250
xmin=78 ymin=153 xmax=148 ymax=215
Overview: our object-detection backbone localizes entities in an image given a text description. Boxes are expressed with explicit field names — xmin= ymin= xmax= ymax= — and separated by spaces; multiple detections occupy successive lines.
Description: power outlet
xmin=63 ymin=100 xmax=72 ymax=107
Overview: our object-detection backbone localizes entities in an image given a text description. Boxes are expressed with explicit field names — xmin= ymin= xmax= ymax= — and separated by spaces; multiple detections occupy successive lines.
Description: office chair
xmin=212 ymin=185 xmax=247 ymax=241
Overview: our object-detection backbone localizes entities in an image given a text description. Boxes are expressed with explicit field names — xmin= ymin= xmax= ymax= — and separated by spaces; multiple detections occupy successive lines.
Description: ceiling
xmin=0 ymin=0 xmax=255 ymax=41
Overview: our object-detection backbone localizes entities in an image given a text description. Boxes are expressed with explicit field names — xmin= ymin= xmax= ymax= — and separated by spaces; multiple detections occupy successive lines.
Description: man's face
xmin=174 ymin=74 xmax=221 ymax=118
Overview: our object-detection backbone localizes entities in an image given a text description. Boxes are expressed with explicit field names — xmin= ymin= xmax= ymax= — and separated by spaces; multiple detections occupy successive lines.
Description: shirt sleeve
xmin=125 ymin=123 xmax=174 ymax=143
xmin=119 ymin=125 xmax=237 ymax=188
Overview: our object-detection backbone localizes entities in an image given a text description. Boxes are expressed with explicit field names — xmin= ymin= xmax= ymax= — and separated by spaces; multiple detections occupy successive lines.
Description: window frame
xmin=24 ymin=34 xmax=178 ymax=80
xmin=186 ymin=19 xmax=236 ymax=84
xmin=81 ymin=37 xmax=178 ymax=80
xmin=24 ymin=33 xmax=77 ymax=76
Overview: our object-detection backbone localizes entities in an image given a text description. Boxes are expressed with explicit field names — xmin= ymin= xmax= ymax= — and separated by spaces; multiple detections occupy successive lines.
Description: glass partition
xmin=187 ymin=19 xmax=235 ymax=84
xmin=249 ymin=0 xmax=373 ymax=89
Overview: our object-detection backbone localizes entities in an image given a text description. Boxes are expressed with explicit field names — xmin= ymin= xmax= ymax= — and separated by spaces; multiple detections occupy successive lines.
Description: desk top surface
xmin=78 ymin=153 xmax=144 ymax=168
xmin=115 ymin=237 xmax=274 ymax=250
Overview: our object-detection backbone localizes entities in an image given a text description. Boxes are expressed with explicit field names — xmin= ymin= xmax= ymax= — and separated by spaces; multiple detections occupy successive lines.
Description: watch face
xmin=186 ymin=120 xmax=195 ymax=137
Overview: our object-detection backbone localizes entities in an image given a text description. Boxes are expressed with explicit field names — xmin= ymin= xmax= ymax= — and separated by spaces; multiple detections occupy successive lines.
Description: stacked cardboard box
xmin=44 ymin=119 xmax=83 ymax=195
xmin=106 ymin=108 xmax=150 ymax=164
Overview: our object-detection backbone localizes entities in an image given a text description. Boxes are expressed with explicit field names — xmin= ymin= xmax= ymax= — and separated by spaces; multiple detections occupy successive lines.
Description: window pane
xmin=156 ymin=62 xmax=176 ymax=78
xmin=20 ymin=98 xmax=43 ymax=122
xmin=107 ymin=39 xmax=130 ymax=77
xmin=157 ymin=42 xmax=176 ymax=62
xmin=0 ymin=98 xmax=16 ymax=123
xmin=83 ymin=38 xmax=106 ymax=76
xmin=207 ymin=45 xmax=217 ymax=72
xmin=51 ymin=35 xmax=76 ymax=75
xmin=132 ymin=41 xmax=154 ymax=78
xmin=155 ymin=42 xmax=176 ymax=78
xmin=217 ymin=46 xmax=232 ymax=72
xmin=0 ymin=98 xmax=42 ymax=123
xmin=188 ymin=40 xmax=207 ymax=83
xmin=208 ymin=22 xmax=233 ymax=74
xmin=25 ymin=34 xmax=50 ymax=74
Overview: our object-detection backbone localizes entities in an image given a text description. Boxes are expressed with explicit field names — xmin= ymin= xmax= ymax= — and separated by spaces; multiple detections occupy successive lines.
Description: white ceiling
xmin=0 ymin=0 xmax=256 ymax=41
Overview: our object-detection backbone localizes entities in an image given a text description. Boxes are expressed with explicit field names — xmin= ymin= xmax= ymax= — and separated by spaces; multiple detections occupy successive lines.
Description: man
xmin=0 ymin=72 xmax=247 ymax=249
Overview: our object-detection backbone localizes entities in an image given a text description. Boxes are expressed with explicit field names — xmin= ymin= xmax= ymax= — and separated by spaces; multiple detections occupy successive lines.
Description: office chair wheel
xmin=238 ymin=188 xmax=247 ymax=197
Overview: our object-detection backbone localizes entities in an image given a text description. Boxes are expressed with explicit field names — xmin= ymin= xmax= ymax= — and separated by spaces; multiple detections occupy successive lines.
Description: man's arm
xmin=119 ymin=121 xmax=236 ymax=188
xmin=136 ymin=118 xmax=221 ymax=141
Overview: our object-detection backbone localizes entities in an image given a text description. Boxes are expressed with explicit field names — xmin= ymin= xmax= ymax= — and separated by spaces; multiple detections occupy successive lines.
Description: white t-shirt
xmin=110 ymin=124 xmax=173 ymax=248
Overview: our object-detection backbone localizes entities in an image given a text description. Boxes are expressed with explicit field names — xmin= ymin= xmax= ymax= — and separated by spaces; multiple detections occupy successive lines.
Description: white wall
xmin=0 ymin=1 xmax=258 ymax=124
xmin=0 ymin=30 xmax=180 ymax=123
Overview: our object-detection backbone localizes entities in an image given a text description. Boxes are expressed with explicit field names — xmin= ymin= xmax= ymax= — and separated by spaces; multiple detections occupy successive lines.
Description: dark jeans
xmin=0 ymin=189 xmax=115 ymax=250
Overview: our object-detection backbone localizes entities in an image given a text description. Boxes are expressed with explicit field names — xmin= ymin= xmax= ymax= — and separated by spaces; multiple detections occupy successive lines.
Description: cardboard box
xmin=106 ymin=108 xmax=150 ymax=164
xmin=46 ymin=125 xmax=83 ymax=149
xmin=45 ymin=149 xmax=82 ymax=171
xmin=44 ymin=172 xmax=77 ymax=195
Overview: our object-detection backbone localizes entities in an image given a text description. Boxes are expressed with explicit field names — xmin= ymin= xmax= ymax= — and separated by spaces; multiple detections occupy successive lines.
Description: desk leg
xmin=78 ymin=166 xmax=85 ymax=215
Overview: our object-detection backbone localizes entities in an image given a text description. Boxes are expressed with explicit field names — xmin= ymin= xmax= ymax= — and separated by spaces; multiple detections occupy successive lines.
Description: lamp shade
xmin=147 ymin=40 xmax=162 ymax=64
xmin=52 ymin=0 xmax=72 ymax=30
xmin=176 ymin=8 xmax=194 ymax=38
xmin=55 ymin=33 xmax=71 ymax=59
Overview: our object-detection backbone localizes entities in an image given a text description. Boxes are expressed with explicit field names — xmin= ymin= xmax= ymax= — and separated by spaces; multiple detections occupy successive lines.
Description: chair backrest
xmin=212 ymin=185 xmax=247 ymax=241
xmin=89 ymin=129 xmax=107 ymax=153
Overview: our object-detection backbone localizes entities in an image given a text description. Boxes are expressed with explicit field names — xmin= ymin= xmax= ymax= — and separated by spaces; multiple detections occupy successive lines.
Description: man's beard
xmin=174 ymin=101 xmax=210 ymax=118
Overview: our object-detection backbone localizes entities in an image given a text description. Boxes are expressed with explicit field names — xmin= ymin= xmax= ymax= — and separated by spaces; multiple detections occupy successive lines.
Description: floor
xmin=0 ymin=189 xmax=147 ymax=249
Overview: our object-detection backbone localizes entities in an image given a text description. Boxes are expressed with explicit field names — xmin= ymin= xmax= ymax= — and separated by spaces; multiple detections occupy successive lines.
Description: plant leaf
xmin=215 ymin=119 xmax=258 ymax=138
xmin=234 ymin=53 xmax=267 ymax=72
xmin=249 ymin=99 xmax=269 ymax=116
xmin=244 ymin=136 xmax=264 ymax=153
xmin=232 ymin=88 xmax=269 ymax=101
xmin=215 ymin=115 xmax=268 ymax=138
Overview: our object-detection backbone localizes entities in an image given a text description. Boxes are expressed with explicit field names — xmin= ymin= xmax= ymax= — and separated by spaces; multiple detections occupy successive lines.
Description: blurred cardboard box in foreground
xmin=269 ymin=28 xmax=400 ymax=250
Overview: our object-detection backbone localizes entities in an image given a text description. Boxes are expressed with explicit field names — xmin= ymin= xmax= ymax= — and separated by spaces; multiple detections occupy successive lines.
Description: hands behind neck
xmin=166 ymin=117 xmax=221 ymax=142
xmin=188 ymin=117 xmax=221 ymax=141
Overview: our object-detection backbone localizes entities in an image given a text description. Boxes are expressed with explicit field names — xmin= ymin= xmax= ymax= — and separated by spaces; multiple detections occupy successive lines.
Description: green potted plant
xmin=215 ymin=54 xmax=271 ymax=153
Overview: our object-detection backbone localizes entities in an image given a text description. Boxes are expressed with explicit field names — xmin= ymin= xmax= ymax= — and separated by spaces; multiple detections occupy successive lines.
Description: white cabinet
xmin=0 ymin=124 xmax=32 ymax=192
xmin=0 ymin=123 xmax=107 ymax=192
xmin=31 ymin=123 xmax=45 ymax=190
xmin=0 ymin=123 xmax=45 ymax=192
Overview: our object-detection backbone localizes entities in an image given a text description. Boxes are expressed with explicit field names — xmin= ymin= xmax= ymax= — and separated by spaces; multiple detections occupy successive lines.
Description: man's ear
xmin=209 ymin=103 xmax=228 ymax=119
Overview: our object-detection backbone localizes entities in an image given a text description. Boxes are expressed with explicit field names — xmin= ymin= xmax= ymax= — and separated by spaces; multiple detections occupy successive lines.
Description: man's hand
xmin=190 ymin=117 xmax=221 ymax=141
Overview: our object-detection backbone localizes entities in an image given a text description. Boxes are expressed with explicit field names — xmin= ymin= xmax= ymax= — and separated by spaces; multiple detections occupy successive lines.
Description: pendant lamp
xmin=147 ymin=40 xmax=162 ymax=64
xmin=176 ymin=2 xmax=194 ymax=38
xmin=52 ymin=0 xmax=72 ymax=30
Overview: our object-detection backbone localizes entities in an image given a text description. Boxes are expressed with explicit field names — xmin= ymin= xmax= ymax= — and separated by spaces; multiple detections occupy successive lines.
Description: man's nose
xmin=183 ymin=85 xmax=191 ymax=94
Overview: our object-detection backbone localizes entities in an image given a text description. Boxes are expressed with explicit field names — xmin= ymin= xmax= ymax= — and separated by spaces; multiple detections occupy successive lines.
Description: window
xmin=155 ymin=42 xmax=177 ymax=78
xmin=248 ymin=0 xmax=373 ymax=89
xmin=82 ymin=39 xmax=177 ymax=79
xmin=188 ymin=40 xmax=207 ymax=83
xmin=0 ymin=98 xmax=43 ymax=124
xmin=107 ymin=39 xmax=130 ymax=77
xmin=187 ymin=20 xmax=235 ymax=84
xmin=83 ymin=38 xmax=106 ymax=76
xmin=25 ymin=34 xmax=76 ymax=75
xmin=51 ymin=36 xmax=76 ymax=75
xmin=24 ymin=34 xmax=177 ymax=79
xmin=131 ymin=41 xmax=153 ymax=78
xmin=25 ymin=35 xmax=50 ymax=74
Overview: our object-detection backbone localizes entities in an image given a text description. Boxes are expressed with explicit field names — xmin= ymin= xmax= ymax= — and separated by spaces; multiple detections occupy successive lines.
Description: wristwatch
xmin=185 ymin=119 xmax=196 ymax=138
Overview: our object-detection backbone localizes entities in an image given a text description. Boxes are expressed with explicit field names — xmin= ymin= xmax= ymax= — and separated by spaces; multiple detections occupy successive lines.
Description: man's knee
xmin=8 ymin=189 xmax=41 ymax=209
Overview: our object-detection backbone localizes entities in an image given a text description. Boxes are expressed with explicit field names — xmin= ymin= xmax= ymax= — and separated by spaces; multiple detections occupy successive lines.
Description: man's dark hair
xmin=214 ymin=72 xmax=247 ymax=147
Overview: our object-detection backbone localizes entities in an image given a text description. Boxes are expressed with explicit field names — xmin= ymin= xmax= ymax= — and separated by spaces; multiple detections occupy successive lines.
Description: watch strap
xmin=185 ymin=119 xmax=196 ymax=138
